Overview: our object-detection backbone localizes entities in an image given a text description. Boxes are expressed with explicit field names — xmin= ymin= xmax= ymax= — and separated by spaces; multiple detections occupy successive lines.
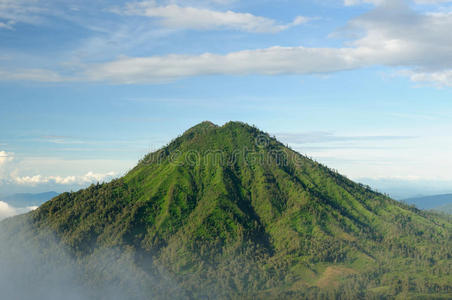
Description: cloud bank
xmin=13 ymin=171 xmax=117 ymax=186
xmin=1 ymin=149 xmax=119 ymax=189
xmin=0 ymin=201 xmax=37 ymax=221
xmin=83 ymin=1 xmax=452 ymax=85
xmin=1 ymin=0 xmax=452 ymax=87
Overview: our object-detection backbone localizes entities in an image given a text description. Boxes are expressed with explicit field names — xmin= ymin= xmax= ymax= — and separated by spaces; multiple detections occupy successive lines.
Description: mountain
xmin=0 ymin=191 xmax=59 ymax=207
xmin=403 ymin=194 xmax=452 ymax=210
xmin=433 ymin=203 xmax=452 ymax=214
xmin=402 ymin=194 xmax=452 ymax=214
xmin=1 ymin=121 xmax=452 ymax=299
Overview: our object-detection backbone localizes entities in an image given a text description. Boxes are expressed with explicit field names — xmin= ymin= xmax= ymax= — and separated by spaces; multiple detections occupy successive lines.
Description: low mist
xmin=0 ymin=216 xmax=186 ymax=300
xmin=0 ymin=201 xmax=37 ymax=221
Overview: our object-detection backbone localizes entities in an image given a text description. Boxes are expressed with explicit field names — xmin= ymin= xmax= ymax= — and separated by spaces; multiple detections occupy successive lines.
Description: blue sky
xmin=1 ymin=0 xmax=452 ymax=198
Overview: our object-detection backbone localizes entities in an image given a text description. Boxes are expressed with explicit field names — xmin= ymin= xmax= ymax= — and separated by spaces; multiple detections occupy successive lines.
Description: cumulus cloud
xmin=115 ymin=1 xmax=308 ymax=33
xmin=13 ymin=171 xmax=117 ymax=186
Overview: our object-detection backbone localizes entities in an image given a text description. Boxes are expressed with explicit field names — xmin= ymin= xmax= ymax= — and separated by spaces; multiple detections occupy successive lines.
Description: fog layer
xmin=0 ymin=216 xmax=186 ymax=300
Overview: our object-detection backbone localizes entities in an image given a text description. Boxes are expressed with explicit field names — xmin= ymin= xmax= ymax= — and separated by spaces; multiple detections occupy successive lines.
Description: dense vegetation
xmin=2 ymin=121 xmax=452 ymax=299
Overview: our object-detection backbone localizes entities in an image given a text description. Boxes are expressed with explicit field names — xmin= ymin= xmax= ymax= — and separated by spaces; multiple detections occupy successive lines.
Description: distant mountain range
xmin=403 ymin=193 xmax=452 ymax=210
xmin=0 ymin=191 xmax=59 ymax=208
xmin=432 ymin=203 xmax=452 ymax=214
xmin=1 ymin=122 xmax=451 ymax=299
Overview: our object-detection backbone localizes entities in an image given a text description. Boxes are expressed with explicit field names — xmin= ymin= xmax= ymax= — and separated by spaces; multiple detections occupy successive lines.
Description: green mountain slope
xmin=2 ymin=121 xmax=452 ymax=299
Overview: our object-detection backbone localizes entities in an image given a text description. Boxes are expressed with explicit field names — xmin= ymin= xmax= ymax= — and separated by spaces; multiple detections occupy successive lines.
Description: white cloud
xmin=83 ymin=2 xmax=452 ymax=86
xmin=276 ymin=132 xmax=415 ymax=144
xmin=0 ymin=0 xmax=47 ymax=29
xmin=0 ymin=151 xmax=14 ymax=183
xmin=39 ymin=135 xmax=86 ymax=145
xmin=13 ymin=171 xmax=117 ymax=186
xmin=0 ymin=201 xmax=37 ymax=221
xmin=84 ymin=46 xmax=362 ymax=83
xmin=401 ymin=69 xmax=452 ymax=87
xmin=344 ymin=0 xmax=385 ymax=6
xmin=0 ymin=201 xmax=16 ymax=220
xmin=1 ymin=0 xmax=452 ymax=87
xmin=0 ymin=155 xmax=132 ymax=193
xmin=416 ymin=0 xmax=452 ymax=3
xmin=0 ymin=68 xmax=68 ymax=82
xmin=343 ymin=4 xmax=452 ymax=85
xmin=116 ymin=1 xmax=308 ymax=33
xmin=0 ymin=151 xmax=13 ymax=166
xmin=344 ymin=0 xmax=452 ymax=5
xmin=0 ymin=21 xmax=13 ymax=29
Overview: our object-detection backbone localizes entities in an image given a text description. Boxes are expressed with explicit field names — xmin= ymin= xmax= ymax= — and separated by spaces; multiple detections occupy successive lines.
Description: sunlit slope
xmin=29 ymin=121 xmax=452 ymax=298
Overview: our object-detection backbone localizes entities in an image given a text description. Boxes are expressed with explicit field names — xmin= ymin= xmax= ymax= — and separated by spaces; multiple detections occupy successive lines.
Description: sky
xmin=1 ymin=0 xmax=452 ymax=199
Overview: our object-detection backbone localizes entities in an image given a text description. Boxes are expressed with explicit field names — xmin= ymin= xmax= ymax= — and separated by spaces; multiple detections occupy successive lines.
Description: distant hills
xmin=0 ymin=191 xmax=58 ymax=207
xmin=433 ymin=203 xmax=452 ymax=214
xmin=403 ymin=193 xmax=452 ymax=210
xmin=1 ymin=122 xmax=451 ymax=299
xmin=0 ymin=192 xmax=59 ymax=221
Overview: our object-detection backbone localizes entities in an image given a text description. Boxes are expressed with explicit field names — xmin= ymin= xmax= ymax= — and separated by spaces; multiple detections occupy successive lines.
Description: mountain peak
xmin=186 ymin=121 xmax=260 ymax=133
xmin=164 ymin=121 xmax=267 ymax=152
xmin=185 ymin=120 xmax=218 ymax=132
